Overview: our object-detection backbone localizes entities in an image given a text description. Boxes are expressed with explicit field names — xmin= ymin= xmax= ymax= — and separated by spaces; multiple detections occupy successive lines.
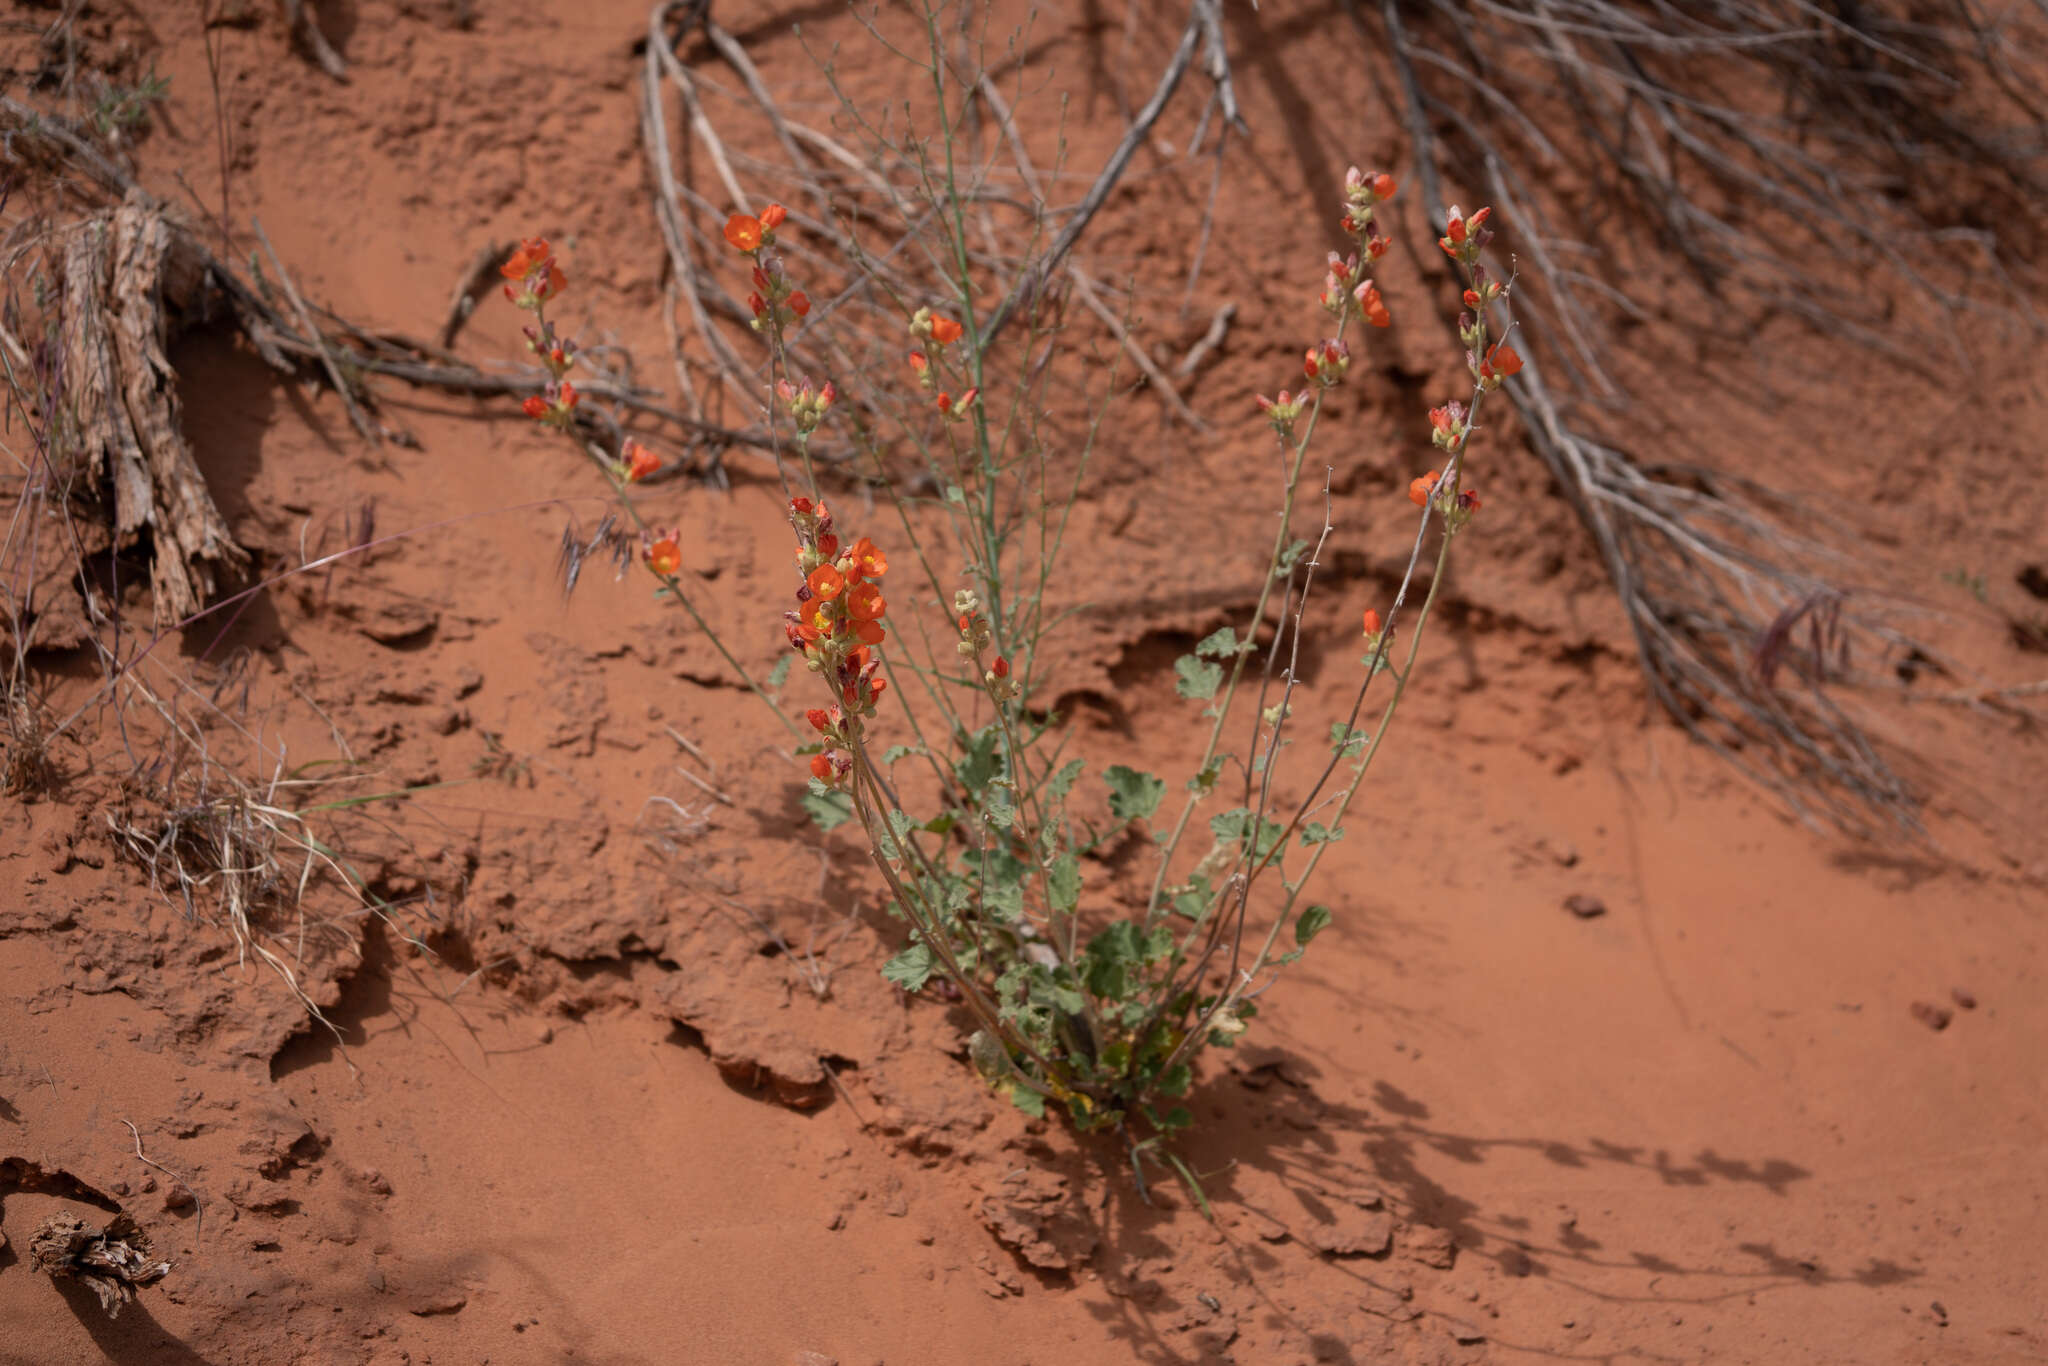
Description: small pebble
xmin=1563 ymin=894 xmax=1606 ymax=919
xmin=1909 ymin=1001 xmax=1953 ymax=1032
xmin=163 ymin=1184 xmax=195 ymax=1211
xmin=1951 ymin=987 xmax=1977 ymax=1010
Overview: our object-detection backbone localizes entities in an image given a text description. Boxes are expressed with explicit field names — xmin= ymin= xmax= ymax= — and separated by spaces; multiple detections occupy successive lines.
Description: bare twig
xmin=1067 ymin=267 xmax=1205 ymax=429
xmin=253 ymin=219 xmax=378 ymax=444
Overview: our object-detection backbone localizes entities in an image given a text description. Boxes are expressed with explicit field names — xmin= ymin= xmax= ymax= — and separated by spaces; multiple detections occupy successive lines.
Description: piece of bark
xmin=58 ymin=194 xmax=248 ymax=625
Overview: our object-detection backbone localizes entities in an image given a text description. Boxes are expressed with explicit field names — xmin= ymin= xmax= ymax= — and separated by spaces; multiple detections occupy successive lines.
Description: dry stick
xmin=440 ymin=239 xmax=512 ymax=349
xmin=977 ymin=11 xmax=1202 ymax=350
xmin=1067 ymin=268 xmax=1206 ymax=430
xmin=252 ymin=220 xmax=378 ymax=444
xmin=702 ymin=18 xmax=815 ymax=176
xmin=1191 ymin=0 xmax=1249 ymax=133
xmin=1174 ymin=301 xmax=1236 ymax=378
xmin=120 ymin=1118 xmax=202 ymax=1237
xmin=650 ymin=9 xmax=750 ymax=216
xmin=640 ymin=5 xmax=762 ymax=415
xmin=281 ymin=0 xmax=348 ymax=82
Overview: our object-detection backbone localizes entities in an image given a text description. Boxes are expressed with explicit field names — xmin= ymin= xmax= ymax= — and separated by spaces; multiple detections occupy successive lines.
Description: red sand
xmin=3 ymin=2 xmax=2045 ymax=1364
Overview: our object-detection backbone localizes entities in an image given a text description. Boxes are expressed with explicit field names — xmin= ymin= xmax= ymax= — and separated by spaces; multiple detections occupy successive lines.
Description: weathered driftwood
xmin=58 ymin=192 xmax=248 ymax=626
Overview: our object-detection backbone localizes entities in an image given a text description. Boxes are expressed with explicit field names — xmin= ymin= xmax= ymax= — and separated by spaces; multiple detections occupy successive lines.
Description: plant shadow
xmin=1054 ymin=1046 xmax=1916 ymax=1365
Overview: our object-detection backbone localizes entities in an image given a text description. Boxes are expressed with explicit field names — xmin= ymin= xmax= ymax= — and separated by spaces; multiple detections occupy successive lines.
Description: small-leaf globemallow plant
xmin=503 ymin=164 xmax=1518 ymax=1199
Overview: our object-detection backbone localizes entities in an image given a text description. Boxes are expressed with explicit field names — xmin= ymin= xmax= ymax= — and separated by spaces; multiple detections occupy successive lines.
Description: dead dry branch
xmin=55 ymin=192 xmax=247 ymax=624
xmin=1353 ymin=0 xmax=2048 ymax=833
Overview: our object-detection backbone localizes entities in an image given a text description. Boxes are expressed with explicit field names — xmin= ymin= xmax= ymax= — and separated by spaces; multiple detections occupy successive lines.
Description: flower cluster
xmin=724 ymin=204 xmax=813 ymax=329
xmin=1320 ymin=249 xmax=1391 ymax=329
xmin=1261 ymin=168 xmax=1402 ymax=434
xmin=1303 ymin=338 xmax=1350 ymax=386
xmin=1408 ymin=469 xmax=1482 ymax=527
xmin=782 ymin=497 xmax=890 ymax=770
xmin=907 ymin=308 xmax=976 ymax=417
xmin=1438 ymin=205 xmax=1493 ymax=267
xmin=952 ymin=589 xmax=1017 ymax=701
xmin=777 ymin=377 xmax=837 ymax=436
xmin=503 ymin=238 xmax=590 ymax=432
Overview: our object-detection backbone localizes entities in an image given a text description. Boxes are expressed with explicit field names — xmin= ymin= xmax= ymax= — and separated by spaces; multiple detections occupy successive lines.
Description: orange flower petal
xmin=807 ymin=565 xmax=845 ymax=599
xmin=724 ymin=214 xmax=764 ymax=252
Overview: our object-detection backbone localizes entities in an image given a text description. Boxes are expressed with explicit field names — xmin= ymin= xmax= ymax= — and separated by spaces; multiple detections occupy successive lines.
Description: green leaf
xmin=1211 ymin=806 xmax=1284 ymax=858
xmin=1171 ymin=875 xmax=1214 ymax=922
xmin=802 ymin=783 xmax=853 ymax=832
xmin=881 ymin=941 xmax=934 ymax=990
xmin=766 ymin=655 xmax=792 ymax=691
xmin=1047 ymin=852 xmax=1082 ymax=913
xmin=1159 ymin=1105 xmax=1194 ymax=1132
xmin=954 ymin=723 xmax=1003 ymax=793
xmin=1084 ymin=919 xmax=1143 ymax=999
xmin=881 ymin=743 xmax=923 ymax=765
xmin=1276 ymin=537 xmax=1311 ymax=573
xmin=983 ymin=880 xmax=1024 ymax=923
xmin=922 ymin=812 xmax=956 ymax=835
xmin=886 ymin=809 xmax=917 ymax=840
xmin=1104 ymin=765 xmax=1166 ymax=823
xmin=1046 ymin=758 xmax=1087 ymax=800
xmin=1294 ymin=904 xmax=1333 ymax=947
xmin=1174 ymin=654 xmax=1223 ymax=700
xmin=1157 ymin=1062 xmax=1193 ymax=1097
xmin=1186 ymin=760 xmax=1221 ymax=795
xmin=985 ymin=786 xmax=1016 ymax=830
xmin=1010 ymin=1084 xmax=1046 ymax=1118
xmin=944 ymin=483 xmax=967 ymax=504
xmin=1329 ymin=722 xmax=1369 ymax=756
xmin=1195 ymin=626 xmax=1238 ymax=659
xmin=1300 ymin=822 xmax=1344 ymax=846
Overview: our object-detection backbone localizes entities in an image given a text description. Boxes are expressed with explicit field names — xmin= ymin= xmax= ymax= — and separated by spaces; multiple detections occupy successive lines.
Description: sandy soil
xmin=3 ymin=2 xmax=2045 ymax=1364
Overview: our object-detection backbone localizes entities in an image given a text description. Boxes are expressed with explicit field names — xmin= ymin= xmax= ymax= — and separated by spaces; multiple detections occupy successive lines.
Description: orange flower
xmin=855 ymin=619 xmax=886 ymax=645
xmin=748 ymin=292 xmax=767 ymax=318
xmin=646 ymin=536 xmax=682 ymax=576
xmin=991 ymin=656 xmax=1010 ymax=678
xmin=623 ymin=440 xmax=660 ymax=483
xmin=809 ymin=752 xmax=833 ymax=780
xmin=868 ymin=676 xmax=887 ymax=699
xmin=1371 ymin=172 xmax=1396 ymax=200
xmin=501 ymin=237 xmax=550 ymax=280
xmin=798 ymin=602 xmax=833 ymax=640
xmin=908 ymin=351 xmax=928 ymax=375
xmin=929 ymin=315 xmax=964 ymax=344
xmin=846 ymin=581 xmax=886 ymax=623
xmin=817 ymin=533 xmax=840 ymax=559
xmin=1408 ymin=474 xmax=1439 ymax=507
xmin=807 ymin=564 xmax=846 ymax=599
xmin=724 ymin=213 xmax=764 ymax=252
xmin=521 ymin=395 xmax=548 ymax=419
xmin=850 ymin=537 xmax=886 ymax=578
xmin=1362 ymin=608 xmax=1382 ymax=637
xmin=1356 ymin=283 xmax=1391 ymax=329
xmin=805 ymin=707 xmax=831 ymax=732
xmin=789 ymin=291 xmax=811 ymax=318
xmin=759 ymin=203 xmax=788 ymax=230
xmin=559 ymin=382 xmax=580 ymax=410
xmin=1485 ymin=344 xmax=1522 ymax=378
